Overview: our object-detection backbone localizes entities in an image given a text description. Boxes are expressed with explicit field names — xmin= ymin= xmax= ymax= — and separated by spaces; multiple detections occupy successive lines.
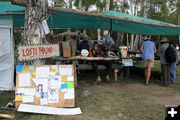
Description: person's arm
xmin=153 ymin=46 xmax=157 ymax=53
xmin=140 ymin=45 xmax=144 ymax=52
xmin=157 ymin=46 xmax=162 ymax=56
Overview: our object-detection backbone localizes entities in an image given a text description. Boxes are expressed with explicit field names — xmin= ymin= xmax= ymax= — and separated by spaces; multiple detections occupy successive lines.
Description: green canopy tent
xmin=1 ymin=2 xmax=180 ymax=35
xmin=103 ymin=10 xmax=180 ymax=35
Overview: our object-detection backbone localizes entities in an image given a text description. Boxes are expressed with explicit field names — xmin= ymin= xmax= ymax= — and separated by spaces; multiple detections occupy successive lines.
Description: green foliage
xmin=74 ymin=0 xmax=106 ymax=11
xmin=55 ymin=0 xmax=64 ymax=7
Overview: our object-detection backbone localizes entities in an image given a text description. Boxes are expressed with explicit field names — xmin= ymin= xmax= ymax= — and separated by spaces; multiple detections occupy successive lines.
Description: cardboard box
xmin=63 ymin=41 xmax=70 ymax=48
xmin=63 ymin=47 xmax=71 ymax=57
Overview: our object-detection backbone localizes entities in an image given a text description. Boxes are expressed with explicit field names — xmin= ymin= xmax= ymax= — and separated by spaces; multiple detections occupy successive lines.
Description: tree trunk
xmin=105 ymin=0 xmax=110 ymax=11
xmin=103 ymin=0 xmax=110 ymax=38
xmin=133 ymin=35 xmax=139 ymax=51
xmin=22 ymin=0 xmax=49 ymax=65
xmin=130 ymin=34 xmax=134 ymax=51
xmin=78 ymin=0 xmax=82 ymax=9
xmin=116 ymin=32 xmax=123 ymax=47
xmin=158 ymin=36 xmax=160 ymax=41
xmin=126 ymin=33 xmax=129 ymax=47
xmin=69 ymin=0 xmax=73 ymax=9
xmin=97 ymin=0 xmax=104 ymax=41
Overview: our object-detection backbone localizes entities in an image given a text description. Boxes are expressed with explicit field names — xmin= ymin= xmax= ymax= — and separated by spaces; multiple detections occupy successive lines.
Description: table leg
xmin=73 ymin=61 xmax=77 ymax=87
xmin=114 ymin=69 xmax=118 ymax=82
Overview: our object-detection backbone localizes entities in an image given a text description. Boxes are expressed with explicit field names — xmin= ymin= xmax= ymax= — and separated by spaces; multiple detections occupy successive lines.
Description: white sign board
xmin=18 ymin=44 xmax=60 ymax=61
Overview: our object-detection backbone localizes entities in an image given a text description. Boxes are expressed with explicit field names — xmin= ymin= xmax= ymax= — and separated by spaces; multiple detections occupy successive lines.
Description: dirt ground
xmin=0 ymin=74 xmax=180 ymax=120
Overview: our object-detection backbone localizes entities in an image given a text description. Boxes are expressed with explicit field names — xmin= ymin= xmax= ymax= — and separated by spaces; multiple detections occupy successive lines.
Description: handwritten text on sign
xmin=18 ymin=44 xmax=59 ymax=61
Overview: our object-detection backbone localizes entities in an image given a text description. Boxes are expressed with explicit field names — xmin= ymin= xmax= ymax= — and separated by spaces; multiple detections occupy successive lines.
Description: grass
xmin=1 ymin=72 xmax=180 ymax=120
xmin=134 ymin=60 xmax=180 ymax=91
xmin=76 ymin=82 xmax=164 ymax=120
xmin=0 ymin=65 xmax=179 ymax=120
xmin=134 ymin=60 xmax=180 ymax=76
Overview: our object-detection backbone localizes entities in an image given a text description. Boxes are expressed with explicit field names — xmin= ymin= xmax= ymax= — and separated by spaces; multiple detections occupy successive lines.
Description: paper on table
xmin=18 ymin=73 xmax=31 ymax=87
xmin=23 ymin=96 xmax=34 ymax=103
xmin=64 ymin=88 xmax=75 ymax=99
xmin=67 ymin=76 xmax=74 ymax=81
xmin=59 ymin=66 xmax=73 ymax=76
xmin=36 ymin=66 xmax=50 ymax=78
xmin=18 ymin=104 xmax=82 ymax=115
xmin=24 ymin=88 xmax=35 ymax=96
xmin=42 ymin=20 xmax=50 ymax=34
xmin=122 ymin=59 xmax=133 ymax=67
xmin=48 ymin=89 xmax=59 ymax=103
xmin=33 ymin=79 xmax=48 ymax=92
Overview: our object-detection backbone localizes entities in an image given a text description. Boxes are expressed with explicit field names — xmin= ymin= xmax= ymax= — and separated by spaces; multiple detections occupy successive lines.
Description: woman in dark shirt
xmin=91 ymin=42 xmax=112 ymax=84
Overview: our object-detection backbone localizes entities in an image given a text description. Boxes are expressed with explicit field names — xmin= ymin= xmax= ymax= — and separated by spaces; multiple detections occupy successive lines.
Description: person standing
xmin=140 ymin=39 xmax=156 ymax=85
xmin=170 ymin=58 xmax=177 ymax=84
xmin=170 ymin=44 xmax=177 ymax=84
xmin=158 ymin=37 xmax=171 ymax=86
xmin=176 ymin=44 xmax=180 ymax=65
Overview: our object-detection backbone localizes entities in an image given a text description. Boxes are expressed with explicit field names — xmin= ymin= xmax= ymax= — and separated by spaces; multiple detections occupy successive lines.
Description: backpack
xmin=165 ymin=43 xmax=176 ymax=63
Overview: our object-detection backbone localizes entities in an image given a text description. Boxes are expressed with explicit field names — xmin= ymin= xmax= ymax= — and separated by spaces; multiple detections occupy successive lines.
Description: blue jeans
xmin=170 ymin=62 xmax=176 ymax=83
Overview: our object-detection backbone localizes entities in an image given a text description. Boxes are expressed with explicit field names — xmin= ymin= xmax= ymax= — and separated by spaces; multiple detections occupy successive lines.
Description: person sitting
xmin=91 ymin=42 xmax=112 ymax=84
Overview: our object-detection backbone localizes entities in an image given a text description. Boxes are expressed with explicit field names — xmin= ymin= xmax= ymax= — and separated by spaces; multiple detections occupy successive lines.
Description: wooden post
xmin=73 ymin=61 xmax=78 ymax=87
xmin=11 ymin=0 xmax=27 ymax=6
xmin=114 ymin=69 xmax=118 ymax=82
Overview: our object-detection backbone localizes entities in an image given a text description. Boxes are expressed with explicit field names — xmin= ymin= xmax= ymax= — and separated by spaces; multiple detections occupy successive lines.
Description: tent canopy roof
xmin=0 ymin=2 xmax=180 ymax=35
xmin=104 ymin=10 xmax=169 ymax=25
xmin=0 ymin=2 xmax=25 ymax=13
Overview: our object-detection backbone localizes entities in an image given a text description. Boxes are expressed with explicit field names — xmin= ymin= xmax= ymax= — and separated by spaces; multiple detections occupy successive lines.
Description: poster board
xmin=122 ymin=59 xmax=133 ymax=67
xmin=15 ymin=65 xmax=75 ymax=108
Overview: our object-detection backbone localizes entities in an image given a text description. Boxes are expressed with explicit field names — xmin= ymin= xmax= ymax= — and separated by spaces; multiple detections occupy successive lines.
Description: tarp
xmin=1 ymin=2 xmax=180 ymax=35
xmin=0 ymin=18 xmax=14 ymax=90
xmin=0 ymin=1 xmax=25 ymax=13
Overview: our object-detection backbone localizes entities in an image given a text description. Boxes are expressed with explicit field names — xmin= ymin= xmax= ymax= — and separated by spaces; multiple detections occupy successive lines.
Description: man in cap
xmin=158 ymin=37 xmax=171 ymax=86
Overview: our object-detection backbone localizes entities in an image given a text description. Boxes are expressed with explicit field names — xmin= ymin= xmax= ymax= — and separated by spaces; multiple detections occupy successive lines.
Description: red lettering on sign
xmin=19 ymin=45 xmax=59 ymax=61
xmin=22 ymin=49 xmax=26 ymax=56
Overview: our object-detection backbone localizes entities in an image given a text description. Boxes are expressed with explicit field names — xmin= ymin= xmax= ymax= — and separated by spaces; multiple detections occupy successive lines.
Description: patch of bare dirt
xmin=109 ymin=83 xmax=180 ymax=105
xmin=60 ymin=115 xmax=83 ymax=120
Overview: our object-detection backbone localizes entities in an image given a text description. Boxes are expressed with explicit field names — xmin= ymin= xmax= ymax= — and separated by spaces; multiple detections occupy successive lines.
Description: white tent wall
xmin=0 ymin=16 xmax=14 ymax=91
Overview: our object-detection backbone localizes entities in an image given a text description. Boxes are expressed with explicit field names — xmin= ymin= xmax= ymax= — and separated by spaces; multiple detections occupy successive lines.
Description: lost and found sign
xmin=18 ymin=44 xmax=59 ymax=61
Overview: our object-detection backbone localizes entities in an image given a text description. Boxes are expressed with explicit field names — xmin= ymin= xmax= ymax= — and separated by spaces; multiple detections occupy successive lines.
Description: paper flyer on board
xmin=59 ymin=66 xmax=73 ymax=76
xmin=18 ymin=73 xmax=31 ymax=87
xmin=36 ymin=66 xmax=50 ymax=78
xmin=48 ymin=89 xmax=59 ymax=103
